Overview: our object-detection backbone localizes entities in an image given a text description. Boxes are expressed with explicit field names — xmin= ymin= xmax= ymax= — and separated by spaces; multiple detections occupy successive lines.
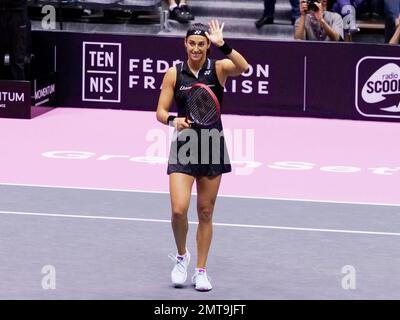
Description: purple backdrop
xmin=32 ymin=31 xmax=400 ymax=122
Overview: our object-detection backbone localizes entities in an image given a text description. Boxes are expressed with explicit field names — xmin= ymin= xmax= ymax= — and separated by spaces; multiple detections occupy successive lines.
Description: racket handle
xmin=185 ymin=116 xmax=192 ymax=128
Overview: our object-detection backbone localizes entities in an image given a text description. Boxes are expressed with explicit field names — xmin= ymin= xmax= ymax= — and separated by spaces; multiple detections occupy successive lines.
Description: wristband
xmin=167 ymin=115 xmax=176 ymax=126
xmin=218 ymin=41 xmax=233 ymax=55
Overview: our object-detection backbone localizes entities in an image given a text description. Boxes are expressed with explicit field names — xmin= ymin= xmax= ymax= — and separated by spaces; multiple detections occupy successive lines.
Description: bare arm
xmin=389 ymin=22 xmax=400 ymax=45
xmin=294 ymin=1 xmax=307 ymax=40
xmin=313 ymin=3 xmax=342 ymax=41
xmin=156 ymin=67 xmax=191 ymax=130
xmin=320 ymin=17 xmax=342 ymax=41
xmin=156 ymin=67 xmax=176 ymax=125
xmin=206 ymin=19 xmax=249 ymax=84
xmin=217 ymin=49 xmax=249 ymax=82
xmin=294 ymin=15 xmax=307 ymax=40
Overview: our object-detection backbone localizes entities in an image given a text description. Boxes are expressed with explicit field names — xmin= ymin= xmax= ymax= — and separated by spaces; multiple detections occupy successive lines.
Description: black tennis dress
xmin=167 ymin=58 xmax=232 ymax=176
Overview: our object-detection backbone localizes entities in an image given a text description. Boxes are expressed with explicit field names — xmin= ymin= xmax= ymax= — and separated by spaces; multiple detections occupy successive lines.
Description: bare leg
xmin=195 ymin=175 xmax=222 ymax=268
xmin=169 ymin=172 xmax=195 ymax=255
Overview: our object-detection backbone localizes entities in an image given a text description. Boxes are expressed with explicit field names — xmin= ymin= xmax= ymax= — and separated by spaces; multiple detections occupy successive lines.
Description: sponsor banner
xmin=32 ymin=31 xmax=400 ymax=122
xmin=0 ymin=80 xmax=31 ymax=119
xmin=82 ymin=42 xmax=121 ymax=103
xmin=32 ymin=72 xmax=57 ymax=106
xmin=356 ymin=56 xmax=400 ymax=118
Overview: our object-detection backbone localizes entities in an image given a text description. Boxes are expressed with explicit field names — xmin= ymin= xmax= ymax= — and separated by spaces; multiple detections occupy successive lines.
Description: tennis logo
xmin=355 ymin=56 xmax=400 ymax=118
xmin=82 ymin=42 xmax=121 ymax=103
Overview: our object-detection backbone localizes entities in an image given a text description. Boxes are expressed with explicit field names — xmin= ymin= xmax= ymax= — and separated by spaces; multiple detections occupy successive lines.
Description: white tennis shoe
xmin=168 ymin=250 xmax=191 ymax=287
xmin=192 ymin=268 xmax=213 ymax=291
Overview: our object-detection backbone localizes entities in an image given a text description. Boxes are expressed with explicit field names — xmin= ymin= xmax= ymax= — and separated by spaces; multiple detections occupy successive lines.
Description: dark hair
xmin=185 ymin=23 xmax=211 ymax=56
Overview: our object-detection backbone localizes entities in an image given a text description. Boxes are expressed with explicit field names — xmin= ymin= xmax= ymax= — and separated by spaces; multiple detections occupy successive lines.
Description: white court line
xmin=1 ymin=210 xmax=400 ymax=237
xmin=1 ymin=182 xmax=400 ymax=207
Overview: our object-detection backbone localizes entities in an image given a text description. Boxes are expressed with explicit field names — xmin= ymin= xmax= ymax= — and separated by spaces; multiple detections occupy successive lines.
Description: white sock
xmin=169 ymin=4 xmax=178 ymax=10
xmin=177 ymin=251 xmax=188 ymax=259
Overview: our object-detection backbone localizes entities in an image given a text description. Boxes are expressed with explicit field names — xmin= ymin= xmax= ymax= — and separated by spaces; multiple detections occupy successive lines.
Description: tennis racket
xmin=186 ymin=83 xmax=221 ymax=127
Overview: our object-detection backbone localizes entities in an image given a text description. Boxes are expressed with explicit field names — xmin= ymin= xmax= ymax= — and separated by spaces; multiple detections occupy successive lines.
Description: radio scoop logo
xmin=356 ymin=57 xmax=400 ymax=119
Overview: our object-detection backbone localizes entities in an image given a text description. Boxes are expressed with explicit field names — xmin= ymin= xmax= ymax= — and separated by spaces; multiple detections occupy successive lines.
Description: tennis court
xmin=0 ymin=108 xmax=399 ymax=299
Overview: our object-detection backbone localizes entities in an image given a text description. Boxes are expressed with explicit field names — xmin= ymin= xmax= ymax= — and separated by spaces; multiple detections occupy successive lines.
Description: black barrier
xmin=0 ymin=299 xmax=395 ymax=318
xmin=0 ymin=80 xmax=31 ymax=119
xmin=31 ymin=30 xmax=400 ymax=122
xmin=0 ymin=73 xmax=56 ymax=119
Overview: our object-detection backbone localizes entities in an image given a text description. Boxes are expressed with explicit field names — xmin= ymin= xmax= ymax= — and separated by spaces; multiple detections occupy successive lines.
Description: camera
xmin=306 ymin=0 xmax=320 ymax=12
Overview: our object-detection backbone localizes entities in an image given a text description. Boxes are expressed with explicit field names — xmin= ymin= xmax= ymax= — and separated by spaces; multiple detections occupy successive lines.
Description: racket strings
xmin=201 ymin=107 xmax=217 ymax=123
xmin=188 ymin=101 xmax=216 ymax=125
xmin=187 ymin=87 xmax=219 ymax=126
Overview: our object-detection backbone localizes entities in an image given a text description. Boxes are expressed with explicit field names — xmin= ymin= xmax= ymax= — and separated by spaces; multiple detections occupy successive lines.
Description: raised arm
xmin=206 ymin=20 xmax=249 ymax=85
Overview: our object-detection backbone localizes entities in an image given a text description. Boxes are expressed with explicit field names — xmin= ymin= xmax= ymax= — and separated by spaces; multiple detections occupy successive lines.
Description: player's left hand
xmin=205 ymin=19 xmax=225 ymax=47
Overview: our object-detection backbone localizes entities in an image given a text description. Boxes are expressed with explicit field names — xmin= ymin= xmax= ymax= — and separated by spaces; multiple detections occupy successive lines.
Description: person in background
xmin=165 ymin=0 xmax=194 ymax=24
xmin=294 ymin=0 xmax=344 ymax=41
xmin=256 ymin=0 xmax=301 ymax=28
xmin=389 ymin=16 xmax=400 ymax=44
xmin=0 ymin=0 xmax=29 ymax=80
xmin=330 ymin=0 xmax=368 ymax=35
xmin=383 ymin=0 xmax=400 ymax=43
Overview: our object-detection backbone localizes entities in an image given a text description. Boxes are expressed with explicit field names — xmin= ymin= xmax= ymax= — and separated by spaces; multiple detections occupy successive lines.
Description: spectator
xmin=256 ymin=0 xmax=300 ymax=28
xmin=165 ymin=0 xmax=194 ymax=24
xmin=330 ymin=0 xmax=368 ymax=35
xmin=294 ymin=0 xmax=344 ymax=41
xmin=0 ymin=0 xmax=29 ymax=80
xmin=383 ymin=0 xmax=400 ymax=43
xmin=389 ymin=16 xmax=400 ymax=44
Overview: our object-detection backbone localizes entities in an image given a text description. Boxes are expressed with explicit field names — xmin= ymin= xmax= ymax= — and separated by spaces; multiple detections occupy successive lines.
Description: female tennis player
xmin=156 ymin=20 xmax=249 ymax=291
